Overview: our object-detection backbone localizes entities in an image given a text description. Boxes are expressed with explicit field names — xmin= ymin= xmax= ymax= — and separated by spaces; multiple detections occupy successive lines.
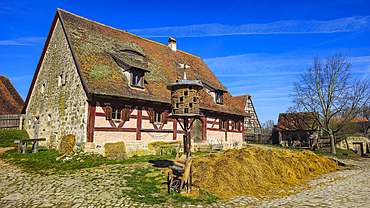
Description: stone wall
xmin=336 ymin=136 xmax=370 ymax=154
xmin=25 ymin=18 xmax=88 ymax=149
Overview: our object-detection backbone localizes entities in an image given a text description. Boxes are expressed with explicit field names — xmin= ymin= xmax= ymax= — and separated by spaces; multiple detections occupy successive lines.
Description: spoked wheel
xmin=170 ymin=179 xmax=181 ymax=194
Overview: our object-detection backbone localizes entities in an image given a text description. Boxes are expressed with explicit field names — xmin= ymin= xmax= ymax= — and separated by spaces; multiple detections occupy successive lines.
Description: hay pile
xmin=191 ymin=146 xmax=341 ymax=199
xmin=58 ymin=134 xmax=75 ymax=153
xmin=105 ymin=142 xmax=128 ymax=160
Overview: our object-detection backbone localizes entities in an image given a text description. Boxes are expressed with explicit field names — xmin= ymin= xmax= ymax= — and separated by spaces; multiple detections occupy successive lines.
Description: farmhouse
xmin=22 ymin=9 xmax=248 ymax=156
xmin=276 ymin=112 xmax=319 ymax=147
xmin=233 ymin=95 xmax=261 ymax=140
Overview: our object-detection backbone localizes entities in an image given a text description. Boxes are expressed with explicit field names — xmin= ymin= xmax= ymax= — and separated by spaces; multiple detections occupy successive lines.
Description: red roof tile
xmin=277 ymin=112 xmax=318 ymax=131
xmin=331 ymin=117 xmax=369 ymax=123
xmin=0 ymin=75 xmax=24 ymax=115
xmin=56 ymin=9 xmax=246 ymax=117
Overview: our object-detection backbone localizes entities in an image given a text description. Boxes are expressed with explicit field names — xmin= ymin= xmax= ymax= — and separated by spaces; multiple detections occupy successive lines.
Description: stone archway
xmin=191 ymin=118 xmax=203 ymax=143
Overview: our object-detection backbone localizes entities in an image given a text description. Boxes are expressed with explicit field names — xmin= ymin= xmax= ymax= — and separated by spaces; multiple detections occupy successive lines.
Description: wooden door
xmin=353 ymin=143 xmax=363 ymax=156
xmin=191 ymin=118 xmax=203 ymax=143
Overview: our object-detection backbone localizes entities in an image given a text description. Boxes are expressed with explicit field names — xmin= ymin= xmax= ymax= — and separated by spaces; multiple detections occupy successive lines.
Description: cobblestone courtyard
xmin=1 ymin=147 xmax=369 ymax=208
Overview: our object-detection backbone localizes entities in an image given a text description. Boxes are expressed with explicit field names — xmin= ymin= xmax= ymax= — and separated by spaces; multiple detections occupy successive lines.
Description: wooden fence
xmin=0 ymin=114 xmax=24 ymax=130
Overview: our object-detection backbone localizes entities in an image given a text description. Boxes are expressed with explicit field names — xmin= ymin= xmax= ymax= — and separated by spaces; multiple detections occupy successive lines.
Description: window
xmin=219 ymin=119 xmax=225 ymax=129
xmin=112 ymin=107 xmax=122 ymax=120
xmin=58 ymin=74 xmax=66 ymax=86
xmin=131 ymin=71 xmax=144 ymax=87
xmin=233 ymin=121 xmax=238 ymax=130
xmin=216 ymin=92 xmax=223 ymax=104
xmin=154 ymin=111 xmax=162 ymax=123
xmin=149 ymin=110 xmax=167 ymax=124
xmin=193 ymin=97 xmax=198 ymax=103
xmin=41 ymin=83 xmax=45 ymax=93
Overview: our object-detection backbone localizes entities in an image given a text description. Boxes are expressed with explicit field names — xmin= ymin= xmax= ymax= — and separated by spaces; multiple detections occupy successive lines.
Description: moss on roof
xmin=58 ymin=9 xmax=246 ymax=117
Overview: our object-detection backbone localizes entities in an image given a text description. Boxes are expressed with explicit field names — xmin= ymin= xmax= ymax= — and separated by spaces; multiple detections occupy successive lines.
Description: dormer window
xmin=131 ymin=71 xmax=143 ymax=87
xmin=120 ymin=49 xmax=145 ymax=58
xmin=216 ymin=92 xmax=223 ymax=104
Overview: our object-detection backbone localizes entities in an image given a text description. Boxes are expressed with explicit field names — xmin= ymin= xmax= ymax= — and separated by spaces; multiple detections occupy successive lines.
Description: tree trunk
xmin=329 ymin=132 xmax=336 ymax=154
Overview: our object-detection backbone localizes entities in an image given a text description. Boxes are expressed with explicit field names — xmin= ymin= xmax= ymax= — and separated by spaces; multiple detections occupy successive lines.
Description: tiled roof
xmin=233 ymin=95 xmax=250 ymax=107
xmin=331 ymin=117 xmax=369 ymax=123
xmin=0 ymin=75 xmax=24 ymax=115
xmin=277 ymin=112 xmax=318 ymax=132
xmin=57 ymin=9 xmax=246 ymax=117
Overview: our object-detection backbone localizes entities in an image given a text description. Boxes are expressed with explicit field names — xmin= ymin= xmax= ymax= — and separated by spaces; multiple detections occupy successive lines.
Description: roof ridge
xmin=57 ymin=8 xmax=201 ymax=59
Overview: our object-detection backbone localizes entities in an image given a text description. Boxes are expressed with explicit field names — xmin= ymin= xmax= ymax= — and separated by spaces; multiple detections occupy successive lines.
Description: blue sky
xmin=1 ymin=0 xmax=370 ymax=124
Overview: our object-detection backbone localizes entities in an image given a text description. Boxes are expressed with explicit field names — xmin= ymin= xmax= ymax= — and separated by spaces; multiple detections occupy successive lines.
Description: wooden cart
xmin=168 ymin=143 xmax=192 ymax=194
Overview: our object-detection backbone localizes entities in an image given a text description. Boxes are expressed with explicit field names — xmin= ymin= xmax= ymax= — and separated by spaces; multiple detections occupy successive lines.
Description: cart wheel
xmin=170 ymin=179 xmax=181 ymax=194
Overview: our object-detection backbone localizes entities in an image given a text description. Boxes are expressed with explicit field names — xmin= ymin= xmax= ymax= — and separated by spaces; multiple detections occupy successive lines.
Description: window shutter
xmin=225 ymin=120 xmax=229 ymax=130
xmin=219 ymin=119 xmax=222 ymax=129
xmin=123 ymin=107 xmax=130 ymax=121
xmin=238 ymin=122 xmax=241 ymax=131
xmin=106 ymin=106 xmax=112 ymax=120
xmin=163 ymin=111 xmax=168 ymax=124
xmin=149 ymin=110 xmax=155 ymax=123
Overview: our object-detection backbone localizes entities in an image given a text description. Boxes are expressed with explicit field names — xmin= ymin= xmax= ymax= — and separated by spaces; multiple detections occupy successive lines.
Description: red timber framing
xmin=87 ymin=97 xmax=244 ymax=143
xmin=90 ymin=99 xmax=186 ymax=139
xmin=87 ymin=104 xmax=96 ymax=142
xmin=203 ymin=111 xmax=244 ymax=142
xmin=136 ymin=109 xmax=142 ymax=140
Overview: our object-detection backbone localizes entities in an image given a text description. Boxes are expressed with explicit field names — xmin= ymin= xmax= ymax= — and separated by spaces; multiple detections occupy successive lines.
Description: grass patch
xmin=0 ymin=129 xmax=29 ymax=147
xmin=120 ymin=164 xmax=218 ymax=205
xmin=0 ymin=147 xmax=211 ymax=174
xmin=0 ymin=147 xmax=218 ymax=205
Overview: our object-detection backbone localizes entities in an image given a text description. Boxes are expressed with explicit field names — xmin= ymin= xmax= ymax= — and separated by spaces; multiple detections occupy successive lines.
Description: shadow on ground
xmin=148 ymin=160 xmax=173 ymax=168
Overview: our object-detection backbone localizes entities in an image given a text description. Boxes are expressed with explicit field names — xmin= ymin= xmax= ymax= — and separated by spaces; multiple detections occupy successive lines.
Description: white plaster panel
xmin=207 ymin=130 xmax=226 ymax=143
xmin=131 ymin=109 xmax=137 ymax=115
xmin=227 ymin=132 xmax=243 ymax=142
xmin=163 ymin=122 xmax=173 ymax=129
xmin=142 ymin=110 xmax=149 ymax=116
xmin=96 ymin=106 xmax=104 ymax=113
xmin=123 ymin=119 xmax=137 ymax=128
xmin=94 ymin=131 xmax=137 ymax=143
xmin=207 ymin=117 xmax=216 ymax=121
xmin=141 ymin=132 xmax=172 ymax=142
xmin=95 ymin=117 xmax=112 ymax=128
xmin=142 ymin=120 xmax=154 ymax=129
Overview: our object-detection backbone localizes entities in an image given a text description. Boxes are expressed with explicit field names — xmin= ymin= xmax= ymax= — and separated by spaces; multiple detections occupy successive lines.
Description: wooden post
xmin=32 ymin=141 xmax=39 ymax=153
xmin=22 ymin=142 xmax=27 ymax=153
xmin=18 ymin=142 xmax=22 ymax=153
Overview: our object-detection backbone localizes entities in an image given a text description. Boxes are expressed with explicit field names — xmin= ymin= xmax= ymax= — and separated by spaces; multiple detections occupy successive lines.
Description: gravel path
xmin=1 ymin=147 xmax=370 ymax=207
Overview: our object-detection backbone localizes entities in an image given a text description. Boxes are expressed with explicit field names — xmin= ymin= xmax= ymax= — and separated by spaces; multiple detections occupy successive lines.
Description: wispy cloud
xmin=0 ymin=37 xmax=45 ymax=46
xmin=9 ymin=75 xmax=33 ymax=82
xmin=129 ymin=16 xmax=370 ymax=37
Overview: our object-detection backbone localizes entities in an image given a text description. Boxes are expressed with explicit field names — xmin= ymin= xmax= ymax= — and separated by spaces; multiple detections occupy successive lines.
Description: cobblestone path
xmin=1 ymin=147 xmax=370 ymax=207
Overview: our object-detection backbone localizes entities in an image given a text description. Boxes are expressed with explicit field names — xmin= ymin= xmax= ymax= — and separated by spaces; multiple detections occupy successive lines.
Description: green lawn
xmin=0 ymin=129 xmax=29 ymax=147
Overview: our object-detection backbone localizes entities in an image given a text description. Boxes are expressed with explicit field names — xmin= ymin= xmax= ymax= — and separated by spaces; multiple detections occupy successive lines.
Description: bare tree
xmin=261 ymin=119 xmax=275 ymax=134
xmin=359 ymin=103 xmax=370 ymax=120
xmin=291 ymin=54 xmax=370 ymax=153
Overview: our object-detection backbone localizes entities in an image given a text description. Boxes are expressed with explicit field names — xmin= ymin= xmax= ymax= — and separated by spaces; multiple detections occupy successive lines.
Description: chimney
xmin=168 ymin=37 xmax=177 ymax=52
